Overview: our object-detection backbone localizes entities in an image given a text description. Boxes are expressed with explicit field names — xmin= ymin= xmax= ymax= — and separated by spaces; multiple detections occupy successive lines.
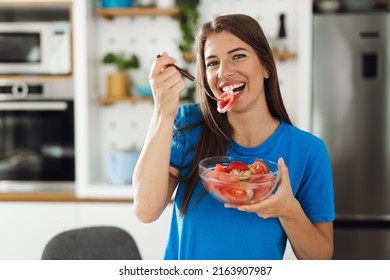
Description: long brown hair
xmin=175 ymin=14 xmax=292 ymax=215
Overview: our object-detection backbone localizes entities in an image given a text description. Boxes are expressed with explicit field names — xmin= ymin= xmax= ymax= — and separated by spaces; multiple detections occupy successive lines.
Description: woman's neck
xmin=228 ymin=106 xmax=280 ymax=148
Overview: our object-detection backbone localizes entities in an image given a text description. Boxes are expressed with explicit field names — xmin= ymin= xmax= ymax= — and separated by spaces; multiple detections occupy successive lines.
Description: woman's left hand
xmin=225 ymin=157 xmax=299 ymax=219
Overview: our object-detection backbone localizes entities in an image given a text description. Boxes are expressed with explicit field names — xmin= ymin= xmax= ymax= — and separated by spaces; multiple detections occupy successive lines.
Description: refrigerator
xmin=312 ymin=13 xmax=390 ymax=259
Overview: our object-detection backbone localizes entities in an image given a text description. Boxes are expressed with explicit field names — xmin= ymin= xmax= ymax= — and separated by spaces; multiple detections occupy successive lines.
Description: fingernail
xmin=278 ymin=157 xmax=285 ymax=165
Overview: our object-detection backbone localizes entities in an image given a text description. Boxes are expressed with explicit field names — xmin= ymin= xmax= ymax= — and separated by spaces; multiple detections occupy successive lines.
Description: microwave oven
xmin=0 ymin=21 xmax=71 ymax=75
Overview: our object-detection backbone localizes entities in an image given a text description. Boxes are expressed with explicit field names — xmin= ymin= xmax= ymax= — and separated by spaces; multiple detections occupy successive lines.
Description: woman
xmin=133 ymin=14 xmax=335 ymax=260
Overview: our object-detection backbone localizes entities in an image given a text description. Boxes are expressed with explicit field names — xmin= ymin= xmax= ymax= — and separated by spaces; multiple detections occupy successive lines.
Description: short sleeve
xmin=169 ymin=104 xmax=204 ymax=174
xmin=296 ymin=141 xmax=336 ymax=223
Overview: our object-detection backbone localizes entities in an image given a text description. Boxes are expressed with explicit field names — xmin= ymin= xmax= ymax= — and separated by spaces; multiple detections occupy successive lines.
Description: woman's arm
xmin=281 ymin=215 xmax=333 ymax=259
xmin=265 ymin=158 xmax=333 ymax=259
xmin=132 ymin=53 xmax=185 ymax=223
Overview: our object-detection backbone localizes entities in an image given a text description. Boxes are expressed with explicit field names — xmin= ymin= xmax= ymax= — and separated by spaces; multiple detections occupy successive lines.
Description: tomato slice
xmin=214 ymin=163 xmax=227 ymax=173
xmin=247 ymin=173 xmax=275 ymax=184
xmin=248 ymin=174 xmax=277 ymax=202
xmin=249 ymin=159 xmax=270 ymax=174
xmin=226 ymin=161 xmax=249 ymax=172
xmin=204 ymin=170 xmax=253 ymax=204
xmin=207 ymin=170 xmax=240 ymax=183
xmin=204 ymin=170 xmax=240 ymax=202
xmin=224 ymin=161 xmax=250 ymax=180
xmin=251 ymin=184 xmax=275 ymax=201
xmin=221 ymin=187 xmax=253 ymax=204
xmin=217 ymin=92 xmax=236 ymax=114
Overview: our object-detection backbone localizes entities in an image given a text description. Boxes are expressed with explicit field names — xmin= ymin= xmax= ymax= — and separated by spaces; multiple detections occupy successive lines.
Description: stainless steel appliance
xmin=0 ymin=21 xmax=71 ymax=75
xmin=0 ymin=83 xmax=75 ymax=192
xmin=313 ymin=13 xmax=390 ymax=259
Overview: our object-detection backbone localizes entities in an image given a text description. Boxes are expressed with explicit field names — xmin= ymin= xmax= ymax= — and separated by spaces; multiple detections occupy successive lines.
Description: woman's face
xmin=204 ymin=31 xmax=269 ymax=113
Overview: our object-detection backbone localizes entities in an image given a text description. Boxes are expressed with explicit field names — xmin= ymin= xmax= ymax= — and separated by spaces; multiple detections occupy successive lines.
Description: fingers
xmin=150 ymin=52 xmax=184 ymax=92
xmin=234 ymin=199 xmax=273 ymax=217
xmin=150 ymin=52 xmax=176 ymax=78
xmin=277 ymin=157 xmax=290 ymax=189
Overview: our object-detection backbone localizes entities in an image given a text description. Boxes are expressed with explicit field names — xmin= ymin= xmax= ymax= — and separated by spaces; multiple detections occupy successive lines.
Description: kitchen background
xmin=0 ymin=0 xmax=389 ymax=260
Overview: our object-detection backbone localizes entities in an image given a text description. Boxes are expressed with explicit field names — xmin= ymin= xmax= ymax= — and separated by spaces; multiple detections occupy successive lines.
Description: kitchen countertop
xmin=0 ymin=181 xmax=131 ymax=202
xmin=0 ymin=192 xmax=133 ymax=203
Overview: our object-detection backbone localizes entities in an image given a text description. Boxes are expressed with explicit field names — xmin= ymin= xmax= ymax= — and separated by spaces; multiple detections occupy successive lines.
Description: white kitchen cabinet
xmin=77 ymin=202 xmax=172 ymax=260
xmin=0 ymin=202 xmax=78 ymax=260
xmin=0 ymin=202 xmax=172 ymax=260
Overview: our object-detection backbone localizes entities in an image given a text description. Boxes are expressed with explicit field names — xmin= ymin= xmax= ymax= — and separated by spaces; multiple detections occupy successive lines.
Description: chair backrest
xmin=41 ymin=226 xmax=142 ymax=260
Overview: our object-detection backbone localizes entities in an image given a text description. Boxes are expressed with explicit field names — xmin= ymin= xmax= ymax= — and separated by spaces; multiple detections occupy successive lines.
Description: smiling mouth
xmin=221 ymin=83 xmax=246 ymax=95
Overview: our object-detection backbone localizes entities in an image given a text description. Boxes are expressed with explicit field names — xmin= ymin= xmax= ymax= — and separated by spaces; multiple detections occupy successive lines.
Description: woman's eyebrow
xmin=205 ymin=54 xmax=217 ymax=61
xmin=227 ymin=47 xmax=249 ymax=54
xmin=205 ymin=47 xmax=249 ymax=61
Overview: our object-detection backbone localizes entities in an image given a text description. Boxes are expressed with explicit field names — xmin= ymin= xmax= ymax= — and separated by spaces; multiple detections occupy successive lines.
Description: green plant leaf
xmin=175 ymin=0 xmax=200 ymax=60
xmin=102 ymin=52 xmax=140 ymax=72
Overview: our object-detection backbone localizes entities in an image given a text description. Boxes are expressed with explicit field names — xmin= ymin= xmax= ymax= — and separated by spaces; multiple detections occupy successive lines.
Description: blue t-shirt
xmin=164 ymin=104 xmax=335 ymax=260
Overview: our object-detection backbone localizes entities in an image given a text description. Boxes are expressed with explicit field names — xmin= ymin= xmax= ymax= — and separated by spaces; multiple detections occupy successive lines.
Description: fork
xmin=156 ymin=55 xmax=222 ymax=101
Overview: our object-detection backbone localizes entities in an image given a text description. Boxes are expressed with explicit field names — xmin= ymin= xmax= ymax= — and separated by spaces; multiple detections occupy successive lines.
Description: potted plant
xmin=175 ymin=0 xmax=199 ymax=63
xmin=102 ymin=52 xmax=140 ymax=98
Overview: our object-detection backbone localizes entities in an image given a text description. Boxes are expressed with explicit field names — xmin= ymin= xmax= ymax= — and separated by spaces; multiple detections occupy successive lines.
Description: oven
xmin=0 ymin=83 xmax=74 ymax=192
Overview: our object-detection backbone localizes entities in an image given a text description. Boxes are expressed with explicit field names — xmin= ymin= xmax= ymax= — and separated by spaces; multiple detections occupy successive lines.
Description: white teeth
xmin=222 ymin=83 xmax=245 ymax=94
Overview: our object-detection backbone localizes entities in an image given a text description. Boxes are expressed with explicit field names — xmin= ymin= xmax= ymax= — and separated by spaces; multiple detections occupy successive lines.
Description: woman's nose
xmin=217 ymin=61 xmax=236 ymax=79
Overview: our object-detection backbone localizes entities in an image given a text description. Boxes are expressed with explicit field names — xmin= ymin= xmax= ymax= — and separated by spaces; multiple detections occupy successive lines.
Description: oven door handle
xmin=0 ymin=101 xmax=68 ymax=111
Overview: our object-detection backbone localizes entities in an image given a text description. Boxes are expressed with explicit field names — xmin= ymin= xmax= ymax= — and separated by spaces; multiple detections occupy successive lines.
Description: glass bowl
xmin=199 ymin=156 xmax=280 ymax=205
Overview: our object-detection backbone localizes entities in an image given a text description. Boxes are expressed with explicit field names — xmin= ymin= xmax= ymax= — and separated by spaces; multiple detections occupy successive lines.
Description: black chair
xmin=41 ymin=226 xmax=142 ymax=260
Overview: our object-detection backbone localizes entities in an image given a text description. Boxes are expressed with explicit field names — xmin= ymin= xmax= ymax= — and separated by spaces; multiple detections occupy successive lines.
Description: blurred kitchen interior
xmin=0 ymin=0 xmax=389 ymax=260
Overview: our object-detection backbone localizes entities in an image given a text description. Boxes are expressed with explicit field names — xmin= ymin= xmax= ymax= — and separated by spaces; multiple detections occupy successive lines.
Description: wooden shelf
xmin=95 ymin=7 xmax=179 ymax=20
xmin=273 ymin=51 xmax=297 ymax=62
xmin=98 ymin=95 xmax=153 ymax=105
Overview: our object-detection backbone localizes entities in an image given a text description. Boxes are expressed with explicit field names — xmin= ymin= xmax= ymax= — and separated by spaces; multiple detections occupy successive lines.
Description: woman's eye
xmin=206 ymin=60 xmax=219 ymax=68
xmin=232 ymin=54 xmax=246 ymax=60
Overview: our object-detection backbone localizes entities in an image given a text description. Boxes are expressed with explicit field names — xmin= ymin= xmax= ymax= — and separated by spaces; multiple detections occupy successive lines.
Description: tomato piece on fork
xmin=217 ymin=92 xmax=236 ymax=113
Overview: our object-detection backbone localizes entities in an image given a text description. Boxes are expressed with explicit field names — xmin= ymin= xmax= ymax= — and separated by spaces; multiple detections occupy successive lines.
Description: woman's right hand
xmin=149 ymin=52 xmax=185 ymax=119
